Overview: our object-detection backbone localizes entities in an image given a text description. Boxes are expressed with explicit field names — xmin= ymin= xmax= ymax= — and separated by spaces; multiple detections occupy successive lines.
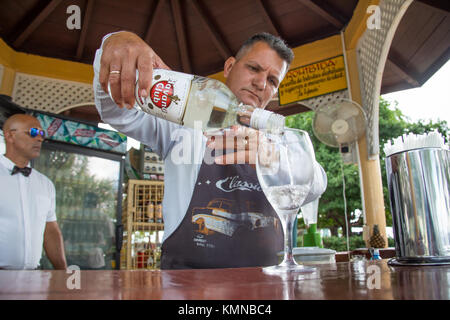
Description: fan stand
xmin=338 ymin=142 xmax=351 ymax=262
xmin=312 ymin=98 xmax=367 ymax=261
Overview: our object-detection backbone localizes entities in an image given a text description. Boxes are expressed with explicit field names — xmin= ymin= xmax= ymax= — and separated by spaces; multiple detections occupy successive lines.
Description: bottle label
xmin=135 ymin=69 xmax=194 ymax=124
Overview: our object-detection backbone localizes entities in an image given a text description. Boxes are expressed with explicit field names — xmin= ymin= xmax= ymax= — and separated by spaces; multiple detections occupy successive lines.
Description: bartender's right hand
xmin=99 ymin=31 xmax=170 ymax=109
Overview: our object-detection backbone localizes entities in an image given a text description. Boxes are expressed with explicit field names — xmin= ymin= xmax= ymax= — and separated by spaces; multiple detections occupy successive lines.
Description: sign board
xmin=278 ymin=55 xmax=347 ymax=105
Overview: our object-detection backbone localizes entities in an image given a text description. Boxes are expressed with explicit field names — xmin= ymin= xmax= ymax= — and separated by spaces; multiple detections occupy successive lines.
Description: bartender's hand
xmin=99 ymin=31 xmax=170 ymax=109
xmin=206 ymin=126 xmax=260 ymax=168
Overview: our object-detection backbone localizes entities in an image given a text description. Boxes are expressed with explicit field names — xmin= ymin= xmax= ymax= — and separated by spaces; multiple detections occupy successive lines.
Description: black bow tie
xmin=11 ymin=165 xmax=32 ymax=177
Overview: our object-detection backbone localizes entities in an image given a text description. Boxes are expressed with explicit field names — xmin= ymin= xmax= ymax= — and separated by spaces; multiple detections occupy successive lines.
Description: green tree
xmin=377 ymin=98 xmax=409 ymax=226
xmin=286 ymin=97 xmax=448 ymax=237
xmin=286 ymin=111 xmax=362 ymax=237
xmin=34 ymin=150 xmax=118 ymax=219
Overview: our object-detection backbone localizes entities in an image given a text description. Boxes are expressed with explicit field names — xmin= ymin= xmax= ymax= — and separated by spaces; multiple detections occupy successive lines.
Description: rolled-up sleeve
xmin=304 ymin=161 xmax=327 ymax=204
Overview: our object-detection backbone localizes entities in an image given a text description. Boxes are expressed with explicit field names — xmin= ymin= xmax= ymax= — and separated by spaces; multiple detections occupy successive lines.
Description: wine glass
xmin=256 ymin=128 xmax=316 ymax=274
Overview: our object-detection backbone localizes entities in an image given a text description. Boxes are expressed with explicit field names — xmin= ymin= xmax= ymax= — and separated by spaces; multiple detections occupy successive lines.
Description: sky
xmin=382 ymin=59 xmax=450 ymax=124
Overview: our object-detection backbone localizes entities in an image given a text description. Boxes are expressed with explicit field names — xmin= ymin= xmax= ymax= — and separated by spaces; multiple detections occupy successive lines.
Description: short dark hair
xmin=236 ymin=32 xmax=294 ymax=67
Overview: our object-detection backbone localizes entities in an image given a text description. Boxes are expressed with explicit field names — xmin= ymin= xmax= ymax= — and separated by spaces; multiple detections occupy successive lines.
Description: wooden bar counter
xmin=1 ymin=260 xmax=449 ymax=300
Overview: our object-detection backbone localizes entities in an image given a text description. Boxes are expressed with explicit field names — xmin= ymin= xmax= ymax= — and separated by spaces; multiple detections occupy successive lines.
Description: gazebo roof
xmin=0 ymin=0 xmax=449 ymax=119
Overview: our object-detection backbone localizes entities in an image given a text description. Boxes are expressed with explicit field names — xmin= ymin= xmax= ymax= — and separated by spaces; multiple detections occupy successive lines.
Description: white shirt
xmin=93 ymin=33 xmax=327 ymax=243
xmin=0 ymin=155 xmax=57 ymax=269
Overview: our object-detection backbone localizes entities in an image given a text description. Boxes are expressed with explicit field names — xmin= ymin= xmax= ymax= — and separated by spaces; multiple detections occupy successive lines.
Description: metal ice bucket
xmin=385 ymin=148 xmax=450 ymax=265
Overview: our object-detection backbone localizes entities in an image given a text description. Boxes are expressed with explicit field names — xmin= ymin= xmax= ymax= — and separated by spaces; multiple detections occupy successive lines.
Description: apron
xmin=161 ymin=150 xmax=283 ymax=269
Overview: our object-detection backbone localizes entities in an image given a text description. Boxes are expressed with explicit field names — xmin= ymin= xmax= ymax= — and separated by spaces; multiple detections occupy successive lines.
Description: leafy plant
xmin=321 ymin=235 xmax=395 ymax=252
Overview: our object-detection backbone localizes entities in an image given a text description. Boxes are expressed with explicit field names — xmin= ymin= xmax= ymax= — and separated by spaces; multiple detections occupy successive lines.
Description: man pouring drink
xmin=93 ymin=31 xmax=327 ymax=269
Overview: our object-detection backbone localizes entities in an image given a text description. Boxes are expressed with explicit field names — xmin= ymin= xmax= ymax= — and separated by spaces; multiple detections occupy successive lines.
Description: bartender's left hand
xmin=206 ymin=126 xmax=259 ymax=168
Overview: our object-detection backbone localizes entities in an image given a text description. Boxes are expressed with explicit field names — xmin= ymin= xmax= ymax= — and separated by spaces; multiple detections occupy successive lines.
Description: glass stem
xmin=281 ymin=212 xmax=297 ymax=264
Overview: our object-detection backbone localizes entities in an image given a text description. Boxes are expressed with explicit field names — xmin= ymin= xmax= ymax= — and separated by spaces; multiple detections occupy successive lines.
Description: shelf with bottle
xmin=132 ymin=222 xmax=164 ymax=229
xmin=122 ymin=180 xmax=164 ymax=269
xmin=130 ymin=202 xmax=162 ymax=224
xmin=122 ymin=230 xmax=163 ymax=270
xmin=139 ymin=200 xmax=163 ymax=223
xmin=141 ymin=173 xmax=164 ymax=181
xmin=134 ymin=242 xmax=162 ymax=269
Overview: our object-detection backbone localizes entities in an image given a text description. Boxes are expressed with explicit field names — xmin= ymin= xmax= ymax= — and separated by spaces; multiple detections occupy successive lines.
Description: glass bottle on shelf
xmin=155 ymin=203 xmax=163 ymax=223
xmin=147 ymin=201 xmax=155 ymax=223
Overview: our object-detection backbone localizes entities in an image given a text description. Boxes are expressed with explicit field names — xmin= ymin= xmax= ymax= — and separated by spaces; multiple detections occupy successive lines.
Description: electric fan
xmin=311 ymin=98 xmax=367 ymax=257
xmin=312 ymin=99 xmax=366 ymax=148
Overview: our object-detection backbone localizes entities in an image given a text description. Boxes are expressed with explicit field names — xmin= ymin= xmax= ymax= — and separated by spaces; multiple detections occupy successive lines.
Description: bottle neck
xmin=307 ymin=224 xmax=318 ymax=234
xmin=249 ymin=107 xmax=285 ymax=131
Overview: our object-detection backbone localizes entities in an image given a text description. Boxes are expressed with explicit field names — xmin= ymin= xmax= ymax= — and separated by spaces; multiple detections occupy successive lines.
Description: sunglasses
xmin=10 ymin=127 xmax=46 ymax=138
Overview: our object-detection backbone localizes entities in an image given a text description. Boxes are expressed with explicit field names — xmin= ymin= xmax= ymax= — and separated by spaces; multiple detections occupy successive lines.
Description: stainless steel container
xmin=385 ymin=147 xmax=450 ymax=265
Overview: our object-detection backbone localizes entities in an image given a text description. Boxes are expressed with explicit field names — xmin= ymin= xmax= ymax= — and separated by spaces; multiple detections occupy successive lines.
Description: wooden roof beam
xmin=190 ymin=0 xmax=232 ymax=60
xmin=267 ymin=102 xmax=311 ymax=116
xmin=388 ymin=50 xmax=420 ymax=87
xmin=416 ymin=0 xmax=450 ymax=13
xmin=419 ymin=46 xmax=450 ymax=86
xmin=76 ymin=0 xmax=95 ymax=60
xmin=256 ymin=0 xmax=280 ymax=37
xmin=388 ymin=58 xmax=419 ymax=87
xmin=297 ymin=0 xmax=345 ymax=30
xmin=13 ymin=0 xmax=63 ymax=48
xmin=144 ymin=0 xmax=166 ymax=44
xmin=171 ymin=0 xmax=191 ymax=73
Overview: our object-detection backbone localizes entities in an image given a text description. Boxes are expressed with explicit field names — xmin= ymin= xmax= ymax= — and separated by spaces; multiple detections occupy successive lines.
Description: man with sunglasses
xmin=0 ymin=114 xmax=67 ymax=270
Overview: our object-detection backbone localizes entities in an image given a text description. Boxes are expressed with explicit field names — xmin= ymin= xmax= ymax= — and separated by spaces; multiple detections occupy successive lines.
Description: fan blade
xmin=312 ymin=99 xmax=366 ymax=147
xmin=336 ymin=101 xmax=360 ymax=120
xmin=313 ymin=111 xmax=334 ymax=134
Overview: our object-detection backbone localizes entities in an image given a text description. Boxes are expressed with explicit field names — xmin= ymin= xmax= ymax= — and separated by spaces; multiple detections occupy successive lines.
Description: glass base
xmin=263 ymin=261 xmax=316 ymax=275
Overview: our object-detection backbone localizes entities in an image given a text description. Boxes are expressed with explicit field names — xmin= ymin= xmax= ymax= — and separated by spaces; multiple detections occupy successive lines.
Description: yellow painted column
xmin=344 ymin=0 xmax=388 ymax=248
xmin=0 ymin=38 xmax=16 ymax=96
xmin=357 ymin=134 xmax=387 ymax=247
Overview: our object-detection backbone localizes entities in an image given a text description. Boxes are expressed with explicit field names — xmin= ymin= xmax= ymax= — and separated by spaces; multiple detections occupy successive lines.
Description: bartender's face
xmin=223 ymin=41 xmax=288 ymax=109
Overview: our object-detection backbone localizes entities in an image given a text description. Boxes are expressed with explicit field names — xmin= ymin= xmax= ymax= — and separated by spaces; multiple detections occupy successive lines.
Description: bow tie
xmin=11 ymin=165 xmax=32 ymax=177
